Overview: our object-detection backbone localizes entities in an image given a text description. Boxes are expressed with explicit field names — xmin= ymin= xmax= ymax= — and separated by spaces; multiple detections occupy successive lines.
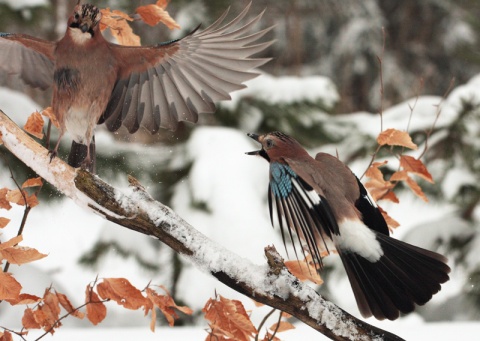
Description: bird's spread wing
xmin=101 ymin=2 xmax=273 ymax=133
xmin=268 ymin=162 xmax=339 ymax=270
xmin=0 ymin=33 xmax=55 ymax=90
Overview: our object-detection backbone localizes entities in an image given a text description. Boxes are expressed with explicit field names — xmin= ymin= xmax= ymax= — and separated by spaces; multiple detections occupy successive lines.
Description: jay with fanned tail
xmin=247 ymin=131 xmax=450 ymax=320
xmin=0 ymin=2 xmax=272 ymax=172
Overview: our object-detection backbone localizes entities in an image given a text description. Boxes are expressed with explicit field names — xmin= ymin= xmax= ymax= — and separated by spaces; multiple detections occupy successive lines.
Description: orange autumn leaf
xmin=136 ymin=4 xmax=180 ymax=29
xmin=41 ymin=107 xmax=59 ymax=128
xmin=22 ymin=177 xmax=43 ymax=189
xmin=382 ymin=190 xmax=399 ymax=203
xmin=146 ymin=286 xmax=193 ymax=329
xmin=0 ymin=217 xmax=10 ymax=228
xmin=377 ymin=128 xmax=418 ymax=150
xmin=364 ymin=161 xmax=394 ymax=201
xmin=0 ymin=245 xmax=47 ymax=265
xmin=406 ymin=176 xmax=428 ymax=202
xmin=6 ymin=293 xmax=42 ymax=305
xmin=22 ymin=308 xmax=41 ymax=329
xmin=6 ymin=189 xmax=38 ymax=208
xmin=6 ymin=189 xmax=23 ymax=205
xmin=378 ymin=206 xmax=400 ymax=230
xmin=97 ymin=278 xmax=148 ymax=310
xmin=0 ymin=331 xmax=13 ymax=341
xmin=269 ymin=321 xmax=296 ymax=333
xmin=400 ymin=155 xmax=434 ymax=183
xmin=203 ymin=294 xmax=257 ymax=341
xmin=0 ymin=272 xmax=22 ymax=300
xmin=0 ymin=188 xmax=12 ymax=210
xmin=85 ymin=284 xmax=107 ymax=325
xmin=24 ymin=111 xmax=44 ymax=139
xmin=56 ymin=291 xmax=84 ymax=319
xmin=100 ymin=8 xmax=140 ymax=46
xmin=0 ymin=235 xmax=23 ymax=250
xmin=285 ymin=258 xmax=323 ymax=285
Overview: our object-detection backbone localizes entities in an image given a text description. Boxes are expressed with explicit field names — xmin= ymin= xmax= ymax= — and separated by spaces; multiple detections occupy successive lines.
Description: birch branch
xmin=0 ymin=110 xmax=404 ymax=341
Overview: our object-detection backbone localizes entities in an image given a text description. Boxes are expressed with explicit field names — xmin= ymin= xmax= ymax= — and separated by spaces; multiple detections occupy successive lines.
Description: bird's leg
xmin=48 ymin=132 xmax=64 ymax=162
xmin=79 ymin=142 xmax=94 ymax=172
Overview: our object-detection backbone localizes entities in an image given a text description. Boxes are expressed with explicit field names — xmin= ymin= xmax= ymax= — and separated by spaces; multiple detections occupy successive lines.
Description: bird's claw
xmin=48 ymin=149 xmax=58 ymax=163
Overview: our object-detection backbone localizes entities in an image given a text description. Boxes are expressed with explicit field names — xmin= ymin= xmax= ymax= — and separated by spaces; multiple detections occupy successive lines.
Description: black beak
xmin=246 ymin=133 xmax=261 ymax=156
xmin=80 ymin=23 xmax=89 ymax=33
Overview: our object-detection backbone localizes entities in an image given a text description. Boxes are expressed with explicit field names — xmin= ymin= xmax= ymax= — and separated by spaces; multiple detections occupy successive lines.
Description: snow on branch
xmin=0 ymin=110 xmax=404 ymax=341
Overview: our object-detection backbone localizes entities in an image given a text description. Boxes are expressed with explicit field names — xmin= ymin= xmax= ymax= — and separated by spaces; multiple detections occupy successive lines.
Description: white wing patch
xmin=291 ymin=178 xmax=321 ymax=207
xmin=334 ymin=219 xmax=383 ymax=262
xmin=364 ymin=188 xmax=378 ymax=208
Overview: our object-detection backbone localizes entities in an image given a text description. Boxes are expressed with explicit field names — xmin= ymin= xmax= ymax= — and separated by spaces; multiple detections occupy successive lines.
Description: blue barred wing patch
xmin=270 ymin=162 xmax=297 ymax=198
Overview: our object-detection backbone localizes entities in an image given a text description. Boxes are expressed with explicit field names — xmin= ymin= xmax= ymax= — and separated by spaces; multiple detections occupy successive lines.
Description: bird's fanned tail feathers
xmin=338 ymin=231 xmax=450 ymax=320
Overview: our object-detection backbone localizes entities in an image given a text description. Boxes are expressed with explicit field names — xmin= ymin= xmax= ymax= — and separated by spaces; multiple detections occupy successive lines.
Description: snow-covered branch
xmin=0 ymin=110 xmax=403 ymax=341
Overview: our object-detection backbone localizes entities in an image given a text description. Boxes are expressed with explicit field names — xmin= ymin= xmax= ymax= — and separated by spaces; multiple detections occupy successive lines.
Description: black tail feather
xmin=67 ymin=136 xmax=96 ymax=173
xmin=338 ymin=233 xmax=450 ymax=320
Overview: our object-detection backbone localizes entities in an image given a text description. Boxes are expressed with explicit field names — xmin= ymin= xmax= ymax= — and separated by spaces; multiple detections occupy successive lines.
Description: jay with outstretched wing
xmin=0 ymin=2 xmax=272 ymax=172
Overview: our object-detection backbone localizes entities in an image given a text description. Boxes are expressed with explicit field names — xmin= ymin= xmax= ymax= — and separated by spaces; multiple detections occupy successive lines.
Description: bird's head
xmin=67 ymin=3 xmax=102 ymax=40
xmin=246 ymin=131 xmax=308 ymax=162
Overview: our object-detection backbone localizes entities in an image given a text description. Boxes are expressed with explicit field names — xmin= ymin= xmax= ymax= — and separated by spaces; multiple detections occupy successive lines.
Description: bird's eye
xmin=74 ymin=13 xmax=80 ymax=20
xmin=265 ymin=139 xmax=274 ymax=149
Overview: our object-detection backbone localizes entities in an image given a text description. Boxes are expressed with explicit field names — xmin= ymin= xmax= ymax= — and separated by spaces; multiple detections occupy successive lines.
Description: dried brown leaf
xmin=364 ymin=161 xmax=402 ymax=201
xmin=146 ymin=286 xmax=193 ymax=327
xmin=378 ymin=206 xmax=400 ymax=230
xmin=136 ymin=4 xmax=180 ymax=29
xmin=405 ymin=176 xmax=429 ymax=202
xmin=97 ymin=278 xmax=148 ymax=310
xmin=7 ymin=293 xmax=42 ymax=305
xmin=0 ymin=188 xmax=12 ymax=210
xmin=203 ymin=295 xmax=257 ymax=341
xmin=0 ymin=235 xmax=23 ymax=250
xmin=100 ymin=8 xmax=140 ymax=46
xmin=24 ymin=111 xmax=44 ymax=139
xmin=22 ymin=177 xmax=43 ymax=189
xmin=269 ymin=321 xmax=296 ymax=332
xmin=0 ymin=330 xmax=13 ymax=341
xmin=0 ymin=245 xmax=47 ymax=265
xmin=41 ymin=107 xmax=59 ymax=128
xmin=56 ymin=291 xmax=84 ymax=319
xmin=22 ymin=307 xmax=41 ymax=329
xmin=0 ymin=272 xmax=22 ymax=300
xmin=377 ymin=128 xmax=418 ymax=150
xmin=85 ymin=284 xmax=107 ymax=325
xmin=285 ymin=258 xmax=323 ymax=285
xmin=400 ymin=155 xmax=434 ymax=183
xmin=0 ymin=217 xmax=10 ymax=228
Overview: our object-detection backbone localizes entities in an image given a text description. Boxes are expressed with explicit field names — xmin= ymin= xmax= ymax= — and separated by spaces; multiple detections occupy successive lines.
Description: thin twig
xmin=418 ymin=77 xmax=455 ymax=159
xmin=2 ymin=164 xmax=31 ymax=273
xmin=256 ymin=308 xmax=277 ymax=341
xmin=360 ymin=27 xmax=386 ymax=180
xmin=0 ymin=326 xmax=28 ymax=341
xmin=268 ymin=310 xmax=284 ymax=341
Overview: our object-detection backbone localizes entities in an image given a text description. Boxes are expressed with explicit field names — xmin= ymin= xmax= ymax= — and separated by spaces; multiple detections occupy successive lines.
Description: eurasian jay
xmin=247 ymin=131 xmax=450 ymax=320
xmin=0 ymin=2 xmax=271 ymax=172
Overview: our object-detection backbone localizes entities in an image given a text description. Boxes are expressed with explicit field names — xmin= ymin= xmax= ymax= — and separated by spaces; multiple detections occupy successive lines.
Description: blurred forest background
xmin=1 ymin=0 xmax=480 ymax=328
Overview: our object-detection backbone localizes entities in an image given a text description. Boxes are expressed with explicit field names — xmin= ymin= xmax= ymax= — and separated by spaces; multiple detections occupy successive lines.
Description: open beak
xmin=246 ymin=133 xmax=261 ymax=155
